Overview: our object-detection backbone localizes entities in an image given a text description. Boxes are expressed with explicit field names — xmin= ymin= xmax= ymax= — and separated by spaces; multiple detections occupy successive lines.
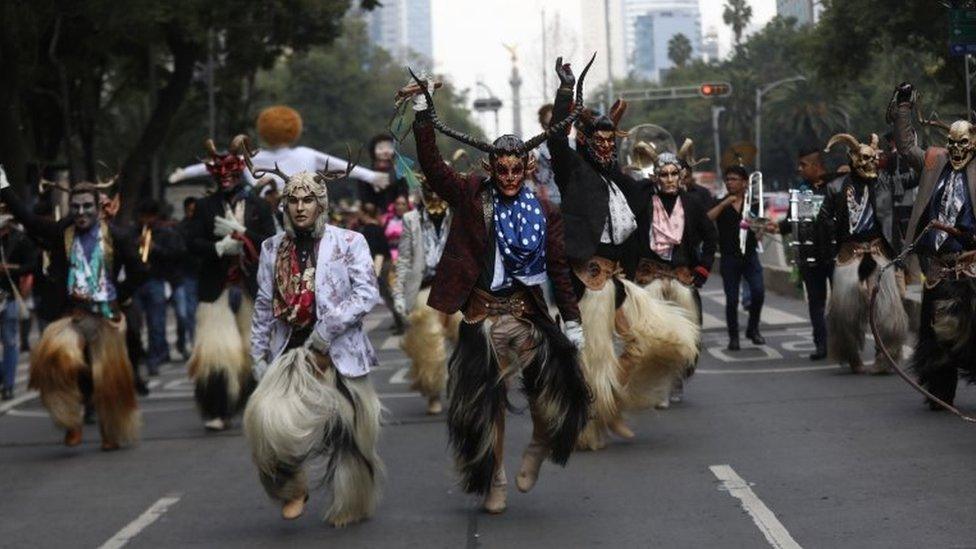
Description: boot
xmin=745 ymin=328 xmax=765 ymax=345
xmin=426 ymin=396 xmax=443 ymax=415
xmin=483 ymin=468 xmax=507 ymax=514
xmin=727 ymin=336 xmax=740 ymax=351
xmin=281 ymin=493 xmax=308 ymax=520
xmin=516 ymin=440 xmax=547 ymax=493
xmin=64 ymin=428 xmax=83 ymax=447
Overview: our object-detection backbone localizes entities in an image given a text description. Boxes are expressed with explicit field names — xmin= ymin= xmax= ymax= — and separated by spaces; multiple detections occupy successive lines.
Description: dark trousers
xmin=135 ymin=278 xmax=168 ymax=371
xmin=720 ymin=254 xmax=765 ymax=338
xmin=800 ymin=262 xmax=833 ymax=350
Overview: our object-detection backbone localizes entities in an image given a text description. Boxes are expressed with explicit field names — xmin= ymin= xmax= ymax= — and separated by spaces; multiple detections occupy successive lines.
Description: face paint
xmin=657 ymin=165 xmax=681 ymax=195
xmin=491 ymin=155 xmax=526 ymax=197
xmin=70 ymin=192 xmax=98 ymax=231
xmin=285 ymin=187 xmax=322 ymax=231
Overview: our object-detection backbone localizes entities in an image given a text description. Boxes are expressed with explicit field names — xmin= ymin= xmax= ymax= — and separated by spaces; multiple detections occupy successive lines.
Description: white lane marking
xmin=700 ymin=293 xmax=807 ymax=325
xmin=98 ymin=493 xmax=182 ymax=549
xmin=697 ymin=365 xmax=836 ymax=375
xmin=0 ymin=390 xmax=38 ymax=415
xmin=706 ymin=345 xmax=783 ymax=363
xmin=709 ymin=465 xmax=802 ymax=549
xmin=381 ymin=335 xmax=402 ymax=351
xmin=701 ymin=312 xmax=724 ymax=330
xmin=389 ymin=367 xmax=410 ymax=384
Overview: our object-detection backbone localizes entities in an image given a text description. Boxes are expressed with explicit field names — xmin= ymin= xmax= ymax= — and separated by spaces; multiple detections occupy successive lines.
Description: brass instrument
xmin=740 ymin=171 xmax=768 ymax=254
xmin=139 ymin=225 xmax=153 ymax=263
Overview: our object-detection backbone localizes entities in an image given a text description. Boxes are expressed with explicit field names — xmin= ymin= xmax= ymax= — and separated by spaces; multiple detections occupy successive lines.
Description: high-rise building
xmin=364 ymin=0 xmax=433 ymax=66
xmin=701 ymin=26 xmax=720 ymax=63
xmin=632 ymin=8 xmax=701 ymax=80
xmin=776 ymin=0 xmax=815 ymax=26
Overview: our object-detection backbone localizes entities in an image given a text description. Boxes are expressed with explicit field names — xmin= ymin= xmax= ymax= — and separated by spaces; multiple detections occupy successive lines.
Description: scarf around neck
xmin=421 ymin=209 xmax=449 ymax=280
xmin=273 ymin=235 xmax=318 ymax=330
xmin=651 ymin=194 xmax=685 ymax=260
xmin=492 ymin=186 xmax=547 ymax=287
xmin=66 ymin=223 xmax=115 ymax=318
xmin=846 ymin=181 xmax=875 ymax=235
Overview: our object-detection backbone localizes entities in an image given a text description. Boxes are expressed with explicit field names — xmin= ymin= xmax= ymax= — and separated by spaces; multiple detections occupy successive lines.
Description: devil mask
xmin=825 ymin=133 xmax=880 ymax=180
xmin=203 ymin=139 xmax=246 ymax=194
xmin=576 ymin=99 xmax=628 ymax=169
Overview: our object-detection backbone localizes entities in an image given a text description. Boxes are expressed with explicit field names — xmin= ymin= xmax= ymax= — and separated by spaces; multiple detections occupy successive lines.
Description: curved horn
xmin=869 ymin=133 xmax=880 ymax=150
xmin=678 ymin=138 xmax=694 ymax=162
xmin=609 ymin=98 xmax=628 ymax=128
xmin=630 ymin=141 xmax=658 ymax=168
xmin=204 ymin=138 xmax=219 ymax=157
xmin=519 ymin=52 xmax=597 ymax=153
xmin=38 ymin=178 xmax=72 ymax=194
xmin=408 ymin=67 xmax=495 ymax=154
xmin=824 ymin=133 xmax=862 ymax=153
xmin=231 ymin=134 xmax=289 ymax=181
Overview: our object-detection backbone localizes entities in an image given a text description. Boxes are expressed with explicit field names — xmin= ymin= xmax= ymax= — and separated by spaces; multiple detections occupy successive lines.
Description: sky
xmin=429 ymin=0 xmax=777 ymax=136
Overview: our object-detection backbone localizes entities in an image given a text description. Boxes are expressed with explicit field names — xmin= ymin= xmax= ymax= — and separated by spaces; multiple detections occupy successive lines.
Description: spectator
xmin=173 ymin=197 xmax=201 ymax=359
xmin=0 ymin=213 xmax=36 ymax=400
xmin=534 ymin=103 xmax=561 ymax=205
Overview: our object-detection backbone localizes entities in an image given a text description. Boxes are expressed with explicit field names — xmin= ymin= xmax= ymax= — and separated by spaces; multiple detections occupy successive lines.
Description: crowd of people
xmin=2 ymin=61 xmax=974 ymax=527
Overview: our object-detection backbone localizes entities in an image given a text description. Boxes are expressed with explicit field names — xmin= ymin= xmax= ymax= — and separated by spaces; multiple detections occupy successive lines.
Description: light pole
xmin=711 ymin=105 xmax=726 ymax=189
xmin=755 ymin=75 xmax=806 ymax=172
xmin=475 ymin=82 xmax=502 ymax=136
xmin=603 ymin=0 xmax=614 ymax=112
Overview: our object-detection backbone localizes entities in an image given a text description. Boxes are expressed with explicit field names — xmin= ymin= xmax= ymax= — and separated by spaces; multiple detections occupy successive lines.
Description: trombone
xmin=139 ymin=225 xmax=153 ymax=263
xmin=739 ymin=171 xmax=767 ymax=254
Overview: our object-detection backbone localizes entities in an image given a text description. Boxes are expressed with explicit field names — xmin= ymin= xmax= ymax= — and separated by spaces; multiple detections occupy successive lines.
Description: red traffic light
xmin=699 ymin=82 xmax=732 ymax=98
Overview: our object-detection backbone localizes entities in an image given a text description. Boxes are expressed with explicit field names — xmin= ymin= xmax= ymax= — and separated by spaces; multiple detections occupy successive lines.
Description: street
xmin=2 ymin=279 xmax=976 ymax=548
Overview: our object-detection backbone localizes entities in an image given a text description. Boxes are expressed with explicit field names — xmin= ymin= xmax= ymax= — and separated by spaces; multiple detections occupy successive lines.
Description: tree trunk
xmin=118 ymin=27 xmax=201 ymax=221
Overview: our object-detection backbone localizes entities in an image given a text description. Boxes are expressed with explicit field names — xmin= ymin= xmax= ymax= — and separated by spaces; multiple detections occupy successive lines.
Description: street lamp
xmin=755 ymin=75 xmax=806 ymax=172
xmin=474 ymin=82 xmax=502 ymax=136
xmin=712 ymin=105 xmax=726 ymax=189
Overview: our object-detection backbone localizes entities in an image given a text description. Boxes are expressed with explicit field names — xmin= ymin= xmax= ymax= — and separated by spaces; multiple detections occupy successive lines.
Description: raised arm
xmin=546 ymin=58 xmax=578 ymax=193
xmin=889 ymin=82 xmax=925 ymax=173
xmin=412 ymin=110 xmax=467 ymax=207
xmin=0 ymin=167 xmax=63 ymax=245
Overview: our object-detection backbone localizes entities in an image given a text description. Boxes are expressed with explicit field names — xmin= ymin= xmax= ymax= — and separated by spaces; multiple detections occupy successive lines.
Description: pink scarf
xmin=651 ymin=195 xmax=685 ymax=259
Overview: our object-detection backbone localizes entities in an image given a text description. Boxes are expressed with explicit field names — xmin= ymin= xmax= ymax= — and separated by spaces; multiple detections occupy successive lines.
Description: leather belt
xmin=836 ymin=238 xmax=886 ymax=266
xmin=572 ymin=255 xmax=621 ymax=291
xmin=634 ymin=258 xmax=692 ymax=286
xmin=925 ymin=251 xmax=976 ymax=288
xmin=463 ymin=287 xmax=535 ymax=323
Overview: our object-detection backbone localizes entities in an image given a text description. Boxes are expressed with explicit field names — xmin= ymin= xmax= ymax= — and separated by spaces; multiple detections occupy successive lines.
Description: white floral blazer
xmin=251 ymin=225 xmax=381 ymax=377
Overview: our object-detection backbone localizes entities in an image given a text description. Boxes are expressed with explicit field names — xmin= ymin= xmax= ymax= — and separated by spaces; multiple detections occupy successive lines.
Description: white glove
xmin=412 ymin=78 xmax=434 ymax=111
xmin=370 ymin=172 xmax=391 ymax=192
xmin=167 ymin=168 xmax=186 ymax=184
xmin=214 ymin=234 xmax=243 ymax=257
xmin=563 ymin=320 xmax=585 ymax=351
xmin=0 ymin=165 xmax=9 ymax=190
xmin=214 ymin=215 xmax=247 ymax=238
xmin=252 ymin=359 xmax=269 ymax=382
xmin=305 ymin=330 xmax=331 ymax=355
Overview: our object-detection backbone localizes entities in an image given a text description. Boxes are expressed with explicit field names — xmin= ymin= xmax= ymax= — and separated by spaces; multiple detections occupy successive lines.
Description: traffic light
xmin=699 ymin=82 xmax=733 ymax=98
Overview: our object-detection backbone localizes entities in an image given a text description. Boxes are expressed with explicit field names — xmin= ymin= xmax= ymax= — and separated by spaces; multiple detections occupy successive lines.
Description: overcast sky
xmin=429 ymin=0 xmax=776 ymax=136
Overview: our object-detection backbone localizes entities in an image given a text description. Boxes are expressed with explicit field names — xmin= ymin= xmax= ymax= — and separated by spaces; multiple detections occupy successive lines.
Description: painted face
xmin=590 ymin=130 xmax=616 ymax=166
xmin=725 ymin=173 xmax=747 ymax=196
xmin=491 ymin=155 xmax=526 ymax=197
xmin=849 ymin=144 xmax=880 ymax=180
xmin=285 ymin=187 xmax=322 ymax=231
xmin=69 ymin=192 xmax=98 ymax=231
xmin=374 ymin=140 xmax=395 ymax=170
xmin=947 ymin=120 xmax=976 ymax=171
xmin=205 ymin=154 xmax=245 ymax=192
xmin=657 ymin=164 xmax=682 ymax=195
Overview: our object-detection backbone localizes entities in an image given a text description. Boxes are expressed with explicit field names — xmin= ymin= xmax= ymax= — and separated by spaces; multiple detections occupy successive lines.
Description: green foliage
xmin=723 ymin=0 xmax=754 ymax=46
xmin=668 ymin=33 xmax=694 ymax=69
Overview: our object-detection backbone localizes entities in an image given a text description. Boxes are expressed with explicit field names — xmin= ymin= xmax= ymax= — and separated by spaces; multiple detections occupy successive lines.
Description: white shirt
xmin=600 ymin=176 xmax=638 ymax=244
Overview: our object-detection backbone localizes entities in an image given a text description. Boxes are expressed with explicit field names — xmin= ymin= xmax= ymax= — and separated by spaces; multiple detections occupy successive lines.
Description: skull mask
xmin=825 ymin=133 xmax=880 ymax=180
xmin=947 ymin=120 xmax=976 ymax=171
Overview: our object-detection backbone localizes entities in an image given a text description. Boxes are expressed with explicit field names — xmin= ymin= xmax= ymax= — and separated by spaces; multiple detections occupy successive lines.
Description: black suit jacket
xmin=186 ymin=190 xmax=276 ymax=303
xmin=817 ymin=174 xmax=894 ymax=257
xmin=547 ymin=87 xmax=653 ymax=263
xmin=626 ymin=191 xmax=717 ymax=276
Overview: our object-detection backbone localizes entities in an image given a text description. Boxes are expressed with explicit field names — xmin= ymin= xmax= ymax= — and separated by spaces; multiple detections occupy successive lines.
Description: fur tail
xmin=520 ymin=317 xmax=590 ymax=466
xmin=828 ymin=260 xmax=868 ymax=366
xmin=871 ymin=257 xmax=908 ymax=371
xmin=577 ymin=283 xmax=623 ymax=429
xmin=243 ymin=349 xmax=382 ymax=526
xmin=446 ymin=321 xmax=507 ymax=495
xmin=617 ymin=279 xmax=699 ymax=411
xmin=29 ymin=319 xmax=86 ymax=431
xmin=90 ymin=320 xmax=141 ymax=445
xmin=188 ymin=294 xmax=252 ymax=419
xmin=401 ymin=297 xmax=449 ymax=399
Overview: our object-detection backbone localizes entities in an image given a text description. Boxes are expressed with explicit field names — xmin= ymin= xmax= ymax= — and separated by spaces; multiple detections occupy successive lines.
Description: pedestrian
xmin=245 ymin=165 xmax=383 ymax=527
xmin=358 ymin=202 xmax=405 ymax=334
xmin=708 ymin=164 xmax=767 ymax=350
xmin=0 ymin=212 xmax=36 ymax=400
xmin=134 ymin=198 xmax=185 ymax=375
xmin=361 ymin=133 xmax=409 ymax=210
xmin=173 ymin=197 xmax=201 ymax=359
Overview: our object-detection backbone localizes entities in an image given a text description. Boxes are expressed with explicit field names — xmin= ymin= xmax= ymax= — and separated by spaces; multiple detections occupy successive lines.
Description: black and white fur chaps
xmin=243 ymin=348 xmax=384 ymax=527
xmin=446 ymin=316 xmax=589 ymax=495
xmin=911 ymin=278 xmax=976 ymax=405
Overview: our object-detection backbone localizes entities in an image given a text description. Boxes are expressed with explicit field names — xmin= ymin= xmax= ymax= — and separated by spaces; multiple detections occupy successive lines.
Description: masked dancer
xmin=891 ymin=82 xmax=976 ymax=406
xmin=404 ymin=67 xmax=590 ymax=514
xmin=629 ymin=153 xmax=716 ymax=407
xmin=0 ymin=167 xmax=144 ymax=450
xmin=393 ymin=181 xmax=459 ymax=415
xmin=244 ymin=150 xmax=383 ymax=527
xmin=818 ymin=132 xmax=908 ymax=374
xmin=185 ymin=139 xmax=276 ymax=431
xmin=548 ymin=57 xmax=699 ymax=449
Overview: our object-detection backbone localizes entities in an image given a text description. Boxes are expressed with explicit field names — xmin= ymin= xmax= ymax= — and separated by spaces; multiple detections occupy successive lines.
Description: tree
xmin=723 ymin=0 xmax=754 ymax=47
xmin=667 ymin=33 xmax=694 ymax=68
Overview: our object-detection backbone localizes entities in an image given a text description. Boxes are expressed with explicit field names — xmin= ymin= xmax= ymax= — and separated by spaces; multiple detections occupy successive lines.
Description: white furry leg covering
xmin=188 ymin=291 xmax=255 ymax=420
xmin=243 ymin=349 xmax=384 ymax=527
xmin=576 ymin=284 xmax=623 ymax=450
xmin=868 ymin=255 xmax=908 ymax=372
xmin=617 ymin=279 xmax=699 ymax=411
xmin=401 ymin=288 xmax=448 ymax=399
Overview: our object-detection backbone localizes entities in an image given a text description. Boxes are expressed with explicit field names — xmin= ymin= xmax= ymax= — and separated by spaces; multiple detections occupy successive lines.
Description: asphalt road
xmin=2 ymin=278 xmax=976 ymax=548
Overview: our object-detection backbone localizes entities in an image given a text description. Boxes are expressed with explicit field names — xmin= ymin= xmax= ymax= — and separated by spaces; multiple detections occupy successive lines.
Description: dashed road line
xmin=709 ymin=465 xmax=802 ymax=549
xmin=98 ymin=493 xmax=182 ymax=549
